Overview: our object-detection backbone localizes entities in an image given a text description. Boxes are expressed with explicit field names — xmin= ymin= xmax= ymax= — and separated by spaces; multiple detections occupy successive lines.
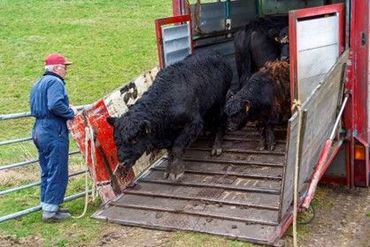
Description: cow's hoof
xmin=169 ymin=172 xmax=184 ymax=182
xmin=211 ymin=148 xmax=223 ymax=156
xmin=163 ymin=172 xmax=169 ymax=179
xmin=204 ymin=131 xmax=212 ymax=136
xmin=163 ymin=163 xmax=171 ymax=179
xmin=257 ymin=146 xmax=266 ymax=151
xmin=268 ymin=145 xmax=276 ymax=151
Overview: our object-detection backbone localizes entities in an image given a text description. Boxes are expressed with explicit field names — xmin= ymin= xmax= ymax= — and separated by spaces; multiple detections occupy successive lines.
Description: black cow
xmin=234 ymin=16 xmax=288 ymax=90
xmin=107 ymin=51 xmax=233 ymax=181
xmin=277 ymin=26 xmax=289 ymax=61
xmin=225 ymin=60 xmax=290 ymax=151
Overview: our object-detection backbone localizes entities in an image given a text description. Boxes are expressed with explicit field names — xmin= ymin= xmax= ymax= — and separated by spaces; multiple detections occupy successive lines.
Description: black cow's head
xmin=277 ymin=26 xmax=289 ymax=61
xmin=107 ymin=115 xmax=151 ymax=169
xmin=224 ymin=92 xmax=250 ymax=131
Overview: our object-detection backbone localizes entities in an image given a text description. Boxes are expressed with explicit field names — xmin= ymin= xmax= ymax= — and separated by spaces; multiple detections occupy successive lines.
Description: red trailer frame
xmin=347 ymin=0 xmax=369 ymax=187
xmin=155 ymin=14 xmax=192 ymax=69
xmin=170 ymin=0 xmax=369 ymax=188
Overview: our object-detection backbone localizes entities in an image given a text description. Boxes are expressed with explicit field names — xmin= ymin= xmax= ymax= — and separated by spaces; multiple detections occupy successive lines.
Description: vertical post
xmin=224 ymin=0 xmax=231 ymax=31
xmin=172 ymin=0 xmax=184 ymax=16
xmin=155 ymin=19 xmax=165 ymax=69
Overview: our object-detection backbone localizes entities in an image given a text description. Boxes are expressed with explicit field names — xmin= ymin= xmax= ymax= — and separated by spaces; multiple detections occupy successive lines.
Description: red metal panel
xmin=172 ymin=0 xmax=182 ymax=16
xmin=344 ymin=51 xmax=354 ymax=187
xmin=68 ymin=99 xmax=135 ymax=202
xmin=155 ymin=15 xmax=192 ymax=69
xmin=351 ymin=1 xmax=369 ymax=141
xmin=320 ymin=175 xmax=348 ymax=185
xmin=172 ymin=0 xmax=190 ymax=16
xmin=349 ymin=0 xmax=369 ymax=187
xmin=289 ymin=13 xmax=298 ymax=102
xmin=289 ymin=3 xmax=345 ymax=103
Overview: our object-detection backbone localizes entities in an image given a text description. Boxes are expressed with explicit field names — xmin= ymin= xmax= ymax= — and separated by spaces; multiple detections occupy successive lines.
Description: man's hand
xmin=70 ymin=105 xmax=78 ymax=116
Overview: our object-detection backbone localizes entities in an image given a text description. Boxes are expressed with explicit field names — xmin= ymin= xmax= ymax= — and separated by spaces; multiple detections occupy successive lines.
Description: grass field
xmin=0 ymin=0 xmax=173 ymax=246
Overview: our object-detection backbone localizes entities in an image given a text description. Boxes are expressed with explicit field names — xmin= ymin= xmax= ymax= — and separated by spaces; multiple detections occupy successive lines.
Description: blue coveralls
xmin=29 ymin=71 xmax=75 ymax=213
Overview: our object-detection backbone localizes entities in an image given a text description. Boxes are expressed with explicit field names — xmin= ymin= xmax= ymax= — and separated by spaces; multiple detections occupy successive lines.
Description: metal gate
xmin=0 ymin=109 xmax=88 ymax=222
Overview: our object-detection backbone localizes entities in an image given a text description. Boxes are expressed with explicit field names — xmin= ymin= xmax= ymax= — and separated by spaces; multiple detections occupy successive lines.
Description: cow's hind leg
xmin=169 ymin=117 xmax=204 ymax=182
xmin=211 ymin=111 xmax=227 ymax=156
xmin=265 ymin=125 xmax=276 ymax=151
xmin=256 ymin=122 xmax=267 ymax=150
xmin=163 ymin=150 xmax=174 ymax=179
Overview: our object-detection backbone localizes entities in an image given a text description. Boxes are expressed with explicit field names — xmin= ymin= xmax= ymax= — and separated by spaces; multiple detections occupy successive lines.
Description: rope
xmin=88 ymin=124 xmax=98 ymax=201
xmin=298 ymin=204 xmax=315 ymax=225
xmin=291 ymin=99 xmax=303 ymax=247
xmin=72 ymin=123 xmax=97 ymax=219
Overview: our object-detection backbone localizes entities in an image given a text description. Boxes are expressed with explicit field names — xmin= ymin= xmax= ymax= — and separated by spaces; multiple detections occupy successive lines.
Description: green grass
xmin=0 ymin=0 xmax=171 ymax=115
xmin=0 ymin=197 xmax=104 ymax=247
xmin=0 ymin=172 xmax=103 ymax=246
xmin=0 ymin=0 xmax=172 ymax=246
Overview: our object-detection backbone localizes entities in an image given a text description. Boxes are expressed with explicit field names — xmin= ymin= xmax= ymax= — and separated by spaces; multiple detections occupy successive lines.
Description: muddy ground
xmin=1 ymin=185 xmax=369 ymax=247
xmin=90 ymin=185 xmax=370 ymax=247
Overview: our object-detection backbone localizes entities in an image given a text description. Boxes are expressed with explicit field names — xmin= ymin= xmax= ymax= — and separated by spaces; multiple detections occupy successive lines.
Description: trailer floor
xmin=93 ymin=126 xmax=287 ymax=245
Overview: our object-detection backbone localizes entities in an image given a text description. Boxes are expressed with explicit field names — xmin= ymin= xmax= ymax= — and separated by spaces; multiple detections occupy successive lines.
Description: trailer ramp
xmin=93 ymin=126 xmax=286 ymax=245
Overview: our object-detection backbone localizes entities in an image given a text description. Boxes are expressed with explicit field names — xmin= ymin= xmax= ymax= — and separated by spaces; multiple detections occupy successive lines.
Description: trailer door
xmin=289 ymin=3 xmax=345 ymax=102
xmin=155 ymin=15 xmax=192 ymax=69
xmin=280 ymin=3 xmax=346 ymax=218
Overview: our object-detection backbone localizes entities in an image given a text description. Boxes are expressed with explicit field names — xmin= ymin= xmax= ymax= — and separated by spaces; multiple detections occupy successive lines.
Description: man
xmin=30 ymin=53 xmax=77 ymax=222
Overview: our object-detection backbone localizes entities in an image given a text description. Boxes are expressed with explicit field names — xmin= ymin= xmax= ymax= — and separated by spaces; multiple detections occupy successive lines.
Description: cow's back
xmin=182 ymin=52 xmax=232 ymax=110
xmin=125 ymin=52 xmax=232 ymax=146
xmin=151 ymin=52 xmax=232 ymax=114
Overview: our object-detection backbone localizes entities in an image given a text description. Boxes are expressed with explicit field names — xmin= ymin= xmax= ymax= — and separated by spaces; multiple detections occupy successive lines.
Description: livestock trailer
xmin=68 ymin=0 xmax=369 ymax=245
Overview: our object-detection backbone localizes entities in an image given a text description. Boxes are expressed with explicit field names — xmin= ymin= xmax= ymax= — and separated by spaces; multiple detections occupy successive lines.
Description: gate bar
xmin=0 ymin=190 xmax=92 ymax=223
xmin=0 ymin=170 xmax=87 ymax=196
xmin=0 ymin=151 xmax=80 ymax=171
xmin=0 ymin=137 xmax=32 ymax=146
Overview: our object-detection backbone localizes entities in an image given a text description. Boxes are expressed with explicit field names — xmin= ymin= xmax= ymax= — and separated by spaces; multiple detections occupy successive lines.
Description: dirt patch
xmin=0 ymin=235 xmax=43 ymax=247
xmin=0 ymin=162 xmax=85 ymax=187
xmin=0 ymin=168 xmax=39 ymax=187
xmin=285 ymin=185 xmax=370 ymax=247
xmin=94 ymin=225 xmax=171 ymax=247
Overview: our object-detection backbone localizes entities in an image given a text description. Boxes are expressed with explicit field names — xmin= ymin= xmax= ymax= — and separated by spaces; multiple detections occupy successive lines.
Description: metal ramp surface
xmin=93 ymin=126 xmax=287 ymax=245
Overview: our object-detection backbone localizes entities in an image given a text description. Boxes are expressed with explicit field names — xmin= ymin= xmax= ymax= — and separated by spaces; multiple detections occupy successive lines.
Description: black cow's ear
xmin=226 ymin=89 xmax=235 ymax=100
xmin=143 ymin=120 xmax=151 ymax=134
xmin=245 ymin=100 xmax=251 ymax=112
xmin=107 ymin=117 xmax=117 ymax=126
